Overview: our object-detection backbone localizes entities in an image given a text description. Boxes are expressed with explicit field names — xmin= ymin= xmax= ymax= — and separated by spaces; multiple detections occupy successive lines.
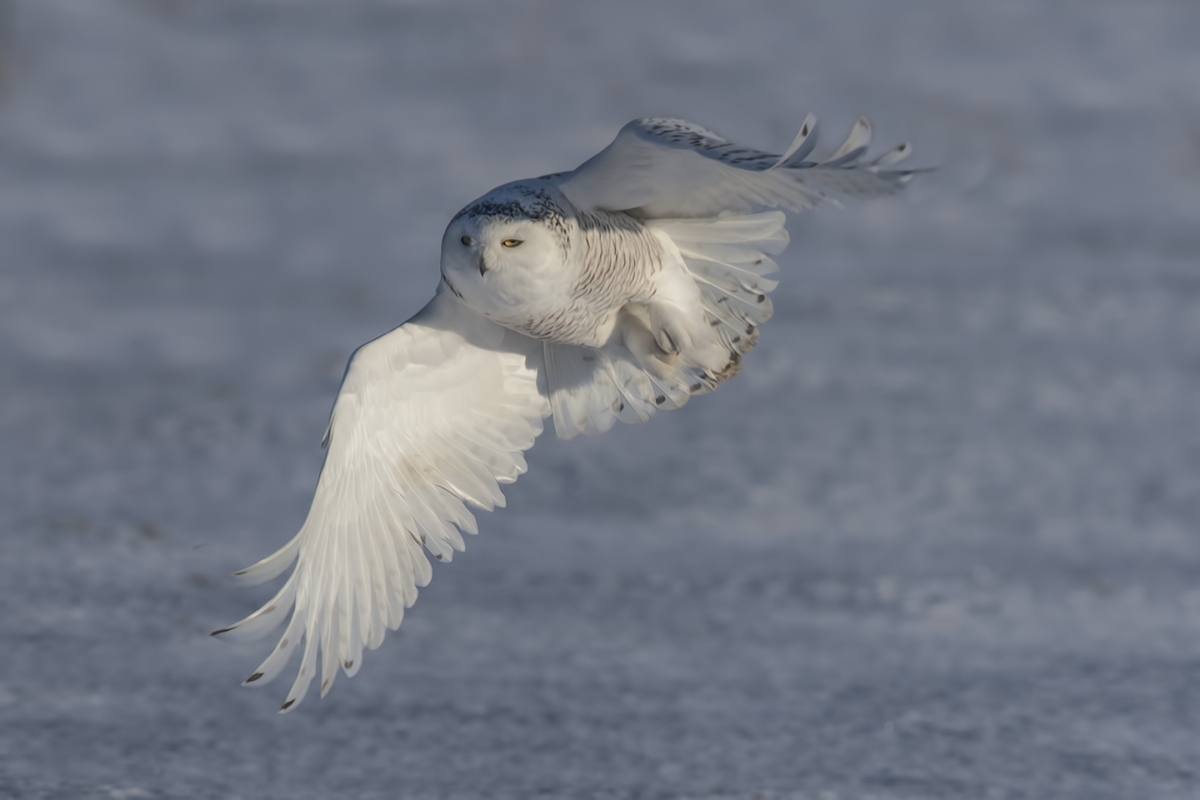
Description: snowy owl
xmin=215 ymin=114 xmax=919 ymax=711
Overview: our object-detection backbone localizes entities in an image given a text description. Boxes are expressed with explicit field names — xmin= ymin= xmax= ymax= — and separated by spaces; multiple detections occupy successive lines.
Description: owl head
xmin=440 ymin=182 xmax=573 ymax=325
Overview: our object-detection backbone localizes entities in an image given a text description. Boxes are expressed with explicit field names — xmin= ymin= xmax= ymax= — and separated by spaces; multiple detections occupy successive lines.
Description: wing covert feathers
xmin=557 ymin=114 xmax=917 ymax=218
xmin=215 ymin=291 xmax=549 ymax=711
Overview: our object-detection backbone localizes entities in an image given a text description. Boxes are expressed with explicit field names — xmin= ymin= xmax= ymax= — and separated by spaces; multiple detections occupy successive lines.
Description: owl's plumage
xmin=216 ymin=114 xmax=919 ymax=711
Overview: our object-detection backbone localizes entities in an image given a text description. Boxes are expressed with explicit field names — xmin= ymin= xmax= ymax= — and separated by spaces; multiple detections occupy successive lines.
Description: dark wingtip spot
xmin=321 ymin=679 xmax=330 ymax=692
xmin=757 ymin=295 xmax=766 ymax=303
xmin=245 ymin=672 xmax=264 ymax=684
xmin=281 ymin=699 xmax=295 ymax=711
xmin=732 ymin=335 xmax=741 ymax=344
xmin=435 ymin=553 xmax=444 ymax=561
xmin=344 ymin=660 xmax=354 ymax=669
xmin=617 ymin=402 xmax=625 ymax=412
xmin=278 ymin=638 xmax=288 ymax=649
xmin=801 ymin=123 xmax=809 ymax=136
xmin=689 ymin=383 xmax=702 ymax=392
xmin=655 ymin=395 xmax=666 ymax=405
xmin=746 ymin=324 xmax=755 ymax=334
xmin=211 ymin=626 xmax=233 ymax=636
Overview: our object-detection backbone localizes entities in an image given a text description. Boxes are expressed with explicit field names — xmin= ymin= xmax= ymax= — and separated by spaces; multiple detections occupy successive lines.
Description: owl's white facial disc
xmin=439 ymin=182 xmax=574 ymax=332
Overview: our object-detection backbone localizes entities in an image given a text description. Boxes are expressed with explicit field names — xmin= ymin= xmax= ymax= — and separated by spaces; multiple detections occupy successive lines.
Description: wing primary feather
xmin=318 ymin=570 xmax=341 ymax=699
xmin=244 ymin=613 xmax=303 ymax=686
xmin=326 ymin=523 xmax=356 ymax=696
xmin=871 ymin=141 xmax=913 ymax=167
xmin=315 ymin=509 xmax=345 ymax=701
xmin=212 ymin=571 xmax=298 ymax=641
xmin=231 ymin=535 xmax=300 ymax=586
xmin=341 ymin=513 xmax=369 ymax=678
xmin=360 ymin=513 xmax=388 ymax=644
xmin=367 ymin=494 xmax=407 ymax=634
xmin=347 ymin=498 xmax=385 ymax=665
xmin=279 ymin=533 xmax=328 ymax=711
xmin=374 ymin=493 xmax=417 ymax=622
xmin=773 ymin=113 xmax=819 ymax=168
xmin=826 ymin=115 xmax=872 ymax=164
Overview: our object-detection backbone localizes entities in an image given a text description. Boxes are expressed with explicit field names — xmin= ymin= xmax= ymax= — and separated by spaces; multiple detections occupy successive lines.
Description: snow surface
xmin=2 ymin=1 xmax=1200 ymax=798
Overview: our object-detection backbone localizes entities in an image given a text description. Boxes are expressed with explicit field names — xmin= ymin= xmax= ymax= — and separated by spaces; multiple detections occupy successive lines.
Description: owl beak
xmin=478 ymin=257 xmax=488 ymax=277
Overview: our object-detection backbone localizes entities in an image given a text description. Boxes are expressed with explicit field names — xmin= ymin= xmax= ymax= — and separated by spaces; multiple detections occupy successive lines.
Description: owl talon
xmin=655 ymin=327 xmax=680 ymax=355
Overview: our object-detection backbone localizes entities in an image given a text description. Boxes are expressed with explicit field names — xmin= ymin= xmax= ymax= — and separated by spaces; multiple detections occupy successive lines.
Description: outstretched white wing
xmin=214 ymin=288 xmax=549 ymax=712
xmin=556 ymin=115 xmax=917 ymax=218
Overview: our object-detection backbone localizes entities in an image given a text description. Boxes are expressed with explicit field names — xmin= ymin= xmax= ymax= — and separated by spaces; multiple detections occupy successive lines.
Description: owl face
xmin=439 ymin=185 xmax=574 ymax=330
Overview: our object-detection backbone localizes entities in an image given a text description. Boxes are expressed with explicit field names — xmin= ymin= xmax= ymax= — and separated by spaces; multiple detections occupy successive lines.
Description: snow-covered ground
xmin=2 ymin=1 xmax=1199 ymax=797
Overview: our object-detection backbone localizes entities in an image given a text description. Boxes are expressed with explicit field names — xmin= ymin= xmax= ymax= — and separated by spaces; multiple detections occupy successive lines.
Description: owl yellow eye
xmin=501 ymin=239 xmax=523 ymax=248
xmin=460 ymin=236 xmax=473 ymax=246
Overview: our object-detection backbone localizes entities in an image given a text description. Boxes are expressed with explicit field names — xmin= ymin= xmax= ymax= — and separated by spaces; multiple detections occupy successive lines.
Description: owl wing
xmin=213 ymin=288 xmax=549 ymax=712
xmin=542 ymin=211 xmax=788 ymax=439
xmin=555 ymin=115 xmax=917 ymax=218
